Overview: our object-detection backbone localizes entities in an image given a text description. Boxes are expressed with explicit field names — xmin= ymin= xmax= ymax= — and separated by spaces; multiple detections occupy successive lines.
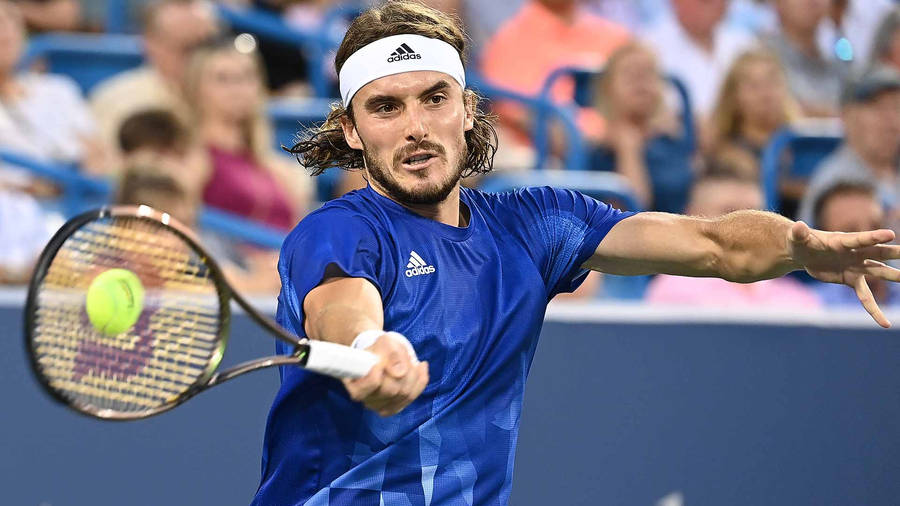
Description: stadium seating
xmin=759 ymin=129 xmax=842 ymax=211
xmin=0 ymin=150 xmax=285 ymax=249
xmin=468 ymin=73 xmax=588 ymax=171
xmin=20 ymin=33 xmax=144 ymax=94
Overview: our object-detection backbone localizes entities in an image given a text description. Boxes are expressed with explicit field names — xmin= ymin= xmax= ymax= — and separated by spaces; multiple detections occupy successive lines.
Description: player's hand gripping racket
xmin=24 ymin=205 xmax=378 ymax=420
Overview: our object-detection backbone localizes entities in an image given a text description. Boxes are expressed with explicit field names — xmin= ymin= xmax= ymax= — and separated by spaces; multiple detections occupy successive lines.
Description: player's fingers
xmin=393 ymin=359 xmax=427 ymax=402
xmin=375 ymin=362 xmax=429 ymax=417
xmin=343 ymin=362 xmax=384 ymax=402
xmin=838 ymin=229 xmax=895 ymax=250
xmin=864 ymin=244 xmax=900 ymax=261
xmin=854 ymin=275 xmax=891 ymax=328
xmin=863 ymin=259 xmax=900 ymax=282
xmin=408 ymin=361 xmax=429 ymax=400
xmin=370 ymin=336 xmax=412 ymax=378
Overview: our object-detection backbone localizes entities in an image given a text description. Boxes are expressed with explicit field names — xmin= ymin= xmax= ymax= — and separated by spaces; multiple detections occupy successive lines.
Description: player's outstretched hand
xmin=789 ymin=221 xmax=900 ymax=328
xmin=342 ymin=334 xmax=429 ymax=417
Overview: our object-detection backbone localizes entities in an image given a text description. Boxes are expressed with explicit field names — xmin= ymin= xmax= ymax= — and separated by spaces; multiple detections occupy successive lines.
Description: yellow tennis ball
xmin=85 ymin=268 xmax=145 ymax=336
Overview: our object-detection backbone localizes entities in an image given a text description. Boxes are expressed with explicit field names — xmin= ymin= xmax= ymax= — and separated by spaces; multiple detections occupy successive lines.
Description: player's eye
xmin=376 ymin=103 xmax=397 ymax=114
xmin=428 ymin=94 xmax=447 ymax=105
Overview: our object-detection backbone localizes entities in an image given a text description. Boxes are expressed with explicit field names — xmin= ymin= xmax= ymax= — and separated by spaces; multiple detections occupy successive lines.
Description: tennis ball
xmin=85 ymin=268 xmax=145 ymax=336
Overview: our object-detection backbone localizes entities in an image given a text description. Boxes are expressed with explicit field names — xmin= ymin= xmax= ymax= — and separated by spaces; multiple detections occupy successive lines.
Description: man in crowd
xmin=812 ymin=180 xmax=898 ymax=306
xmin=766 ymin=0 xmax=848 ymax=116
xmin=89 ymin=0 xmax=218 ymax=160
xmin=798 ymin=65 xmax=900 ymax=226
xmin=642 ymin=0 xmax=755 ymax=117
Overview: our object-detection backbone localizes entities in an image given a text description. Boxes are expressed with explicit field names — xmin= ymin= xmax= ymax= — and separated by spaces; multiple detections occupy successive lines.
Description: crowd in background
xmin=1 ymin=0 xmax=899 ymax=310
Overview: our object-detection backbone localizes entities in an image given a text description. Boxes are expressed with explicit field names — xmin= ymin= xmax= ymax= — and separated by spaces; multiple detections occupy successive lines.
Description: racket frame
xmin=24 ymin=205 xmax=315 ymax=420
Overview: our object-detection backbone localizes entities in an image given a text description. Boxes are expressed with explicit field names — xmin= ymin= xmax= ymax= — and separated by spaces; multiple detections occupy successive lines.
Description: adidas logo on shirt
xmin=387 ymin=43 xmax=422 ymax=63
xmin=405 ymin=250 xmax=435 ymax=277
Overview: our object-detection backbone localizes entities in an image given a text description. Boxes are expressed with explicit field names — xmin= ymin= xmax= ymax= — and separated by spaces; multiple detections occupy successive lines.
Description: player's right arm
xmin=303 ymin=276 xmax=429 ymax=416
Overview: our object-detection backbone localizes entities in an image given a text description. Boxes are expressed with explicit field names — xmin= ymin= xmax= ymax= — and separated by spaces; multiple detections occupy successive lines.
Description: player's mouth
xmin=401 ymin=151 xmax=438 ymax=171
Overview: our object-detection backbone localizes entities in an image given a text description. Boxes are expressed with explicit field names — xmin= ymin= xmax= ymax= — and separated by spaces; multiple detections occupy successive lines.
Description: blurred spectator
xmin=707 ymin=49 xmax=798 ymax=178
xmin=479 ymin=0 xmax=630 ymax=151
xmin=645 ymin=171 xmax=821 ymax=307
xmin=641 ymin=0 xmax=756 ymax=118
xmin=588 ymin=42 xmax=693 ymax=213
xmin=820 ymin=0 xmax=894 ymax=73
xmin=115 ymin=167 xmax=282 ymax=295
xmin=0 ymin=181 xmax=56 ymax=284
xmin=726 ymin=0 xmax=776 ymax=35
xmin=0 ymin=1 xmax=108 ymax=178
xmin=811 ymin=180 xmax=899 ymax=306
xmin=766 ymin=0 xmax=848 ymax=117
xmin=184 ymin=38 xmax=310 ymax=230
xmin=869 ymin=7 xmax=900 ymax=72
xmin=14 ymin=0 xmax=80 ymax=32
xmin=117 ymin=108 xmax=210 ymax=197
xmin=797 ymin=66 xmax=900 ymax=225
xmin=90 ymin=0 xmax=219 ymax=162
xmin=584 ymin=0 xmax=666 ymax=33
xmin=460 ymin=0 xmax=523 ymax=50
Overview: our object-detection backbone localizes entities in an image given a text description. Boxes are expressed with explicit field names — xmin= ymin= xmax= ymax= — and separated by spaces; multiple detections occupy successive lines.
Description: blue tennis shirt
xmin=254 ymin=185 xmax=634 ymax=506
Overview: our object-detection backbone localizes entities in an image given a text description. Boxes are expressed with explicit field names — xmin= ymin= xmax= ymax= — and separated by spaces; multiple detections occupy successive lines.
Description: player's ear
xmin=463 ymin=90 xmax=475 ymax=132
xmin=340 ymin=112 xmax=364 ymax=151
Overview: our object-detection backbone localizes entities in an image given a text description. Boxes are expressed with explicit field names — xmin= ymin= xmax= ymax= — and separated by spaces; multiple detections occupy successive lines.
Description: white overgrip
xmin=305 ymin=340 xmax=379 ymax=379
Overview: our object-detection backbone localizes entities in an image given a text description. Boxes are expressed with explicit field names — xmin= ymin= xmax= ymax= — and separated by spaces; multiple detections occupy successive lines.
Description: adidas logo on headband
xmin=387 ymin=43 xmax=422 ymax=63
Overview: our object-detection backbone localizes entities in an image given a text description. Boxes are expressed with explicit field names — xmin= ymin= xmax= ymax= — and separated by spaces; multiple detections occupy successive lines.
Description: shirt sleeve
xmin=274 ymin=207 xmax=389 ymax=342
xmin=502 ymin=186 xmax=636 ymax=298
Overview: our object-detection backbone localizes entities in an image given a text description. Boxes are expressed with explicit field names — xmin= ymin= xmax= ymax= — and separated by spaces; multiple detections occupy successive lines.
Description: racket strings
xmin=30 ymin=216 xmax=224 ymax=416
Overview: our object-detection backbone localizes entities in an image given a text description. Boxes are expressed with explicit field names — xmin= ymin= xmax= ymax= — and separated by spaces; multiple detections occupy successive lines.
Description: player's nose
xmin=403 ymin=103 xmax=428 ymax=143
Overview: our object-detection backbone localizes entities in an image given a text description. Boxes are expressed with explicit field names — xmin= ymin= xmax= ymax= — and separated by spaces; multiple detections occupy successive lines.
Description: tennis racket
xmin=24 ymin=205 xmax=378 ymax=421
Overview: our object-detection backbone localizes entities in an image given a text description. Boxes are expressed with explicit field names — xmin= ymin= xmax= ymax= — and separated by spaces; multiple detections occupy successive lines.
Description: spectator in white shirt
xmin=0 ymin=183 xmax=57 ymax=284
xmin=0 ymin=1 xmax=106 ymax=177
xmin=641 ymin=0 xmax=756 ymax=119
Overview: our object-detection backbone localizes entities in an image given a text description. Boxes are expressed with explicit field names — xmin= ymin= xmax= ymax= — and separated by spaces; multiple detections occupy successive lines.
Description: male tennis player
xmin=253 ymin=3 xmax=900 ymax=504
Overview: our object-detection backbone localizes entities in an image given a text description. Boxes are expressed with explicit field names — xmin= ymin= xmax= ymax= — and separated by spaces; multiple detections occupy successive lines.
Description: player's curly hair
xmin=286 ymin=0 xmax=497 ymax=178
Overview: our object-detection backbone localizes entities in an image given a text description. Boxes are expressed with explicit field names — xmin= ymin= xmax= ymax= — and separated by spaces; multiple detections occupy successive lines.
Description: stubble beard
xmin=362 ymin=138 xmax=467 ymax=206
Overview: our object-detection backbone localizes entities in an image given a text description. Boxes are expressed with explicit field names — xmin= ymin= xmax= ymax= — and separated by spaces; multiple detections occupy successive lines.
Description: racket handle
xmin=305 ymin=340 xmax=379 ymax=379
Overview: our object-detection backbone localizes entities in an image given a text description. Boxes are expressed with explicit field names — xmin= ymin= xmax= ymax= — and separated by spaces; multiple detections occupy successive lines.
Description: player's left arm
xmin=585 ymin=210 xmax=900 ymax=327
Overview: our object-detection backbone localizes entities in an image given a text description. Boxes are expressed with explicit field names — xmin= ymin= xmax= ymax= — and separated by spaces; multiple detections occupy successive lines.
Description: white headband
xmin=338 ymin=34 xmax=466 ymax=107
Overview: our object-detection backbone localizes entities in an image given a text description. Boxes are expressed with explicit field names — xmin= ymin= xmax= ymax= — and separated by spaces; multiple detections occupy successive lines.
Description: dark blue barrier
xmin=3 ymin=296 xmax=899 ymax=505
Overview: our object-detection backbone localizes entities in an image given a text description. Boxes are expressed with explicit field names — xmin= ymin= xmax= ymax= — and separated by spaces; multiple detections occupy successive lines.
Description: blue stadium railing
xmin=19 ymin=32 xmax=144 ymax=94
xmin=468 ymin=73 xmax=589 ymax=171
xmin=0 ymin=150 xmax=286 ymax=251
xmin=759 ymin=129 xmax=842 ymax=211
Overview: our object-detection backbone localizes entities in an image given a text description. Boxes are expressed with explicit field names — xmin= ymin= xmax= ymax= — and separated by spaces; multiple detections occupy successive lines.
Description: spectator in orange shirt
xmin=479 ymin=0 xmax=630 ymax=162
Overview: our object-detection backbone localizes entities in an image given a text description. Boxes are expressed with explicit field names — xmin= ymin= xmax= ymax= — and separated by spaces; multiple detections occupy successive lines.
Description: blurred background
xmin=2 ymin=0 xmax=900 ymax=504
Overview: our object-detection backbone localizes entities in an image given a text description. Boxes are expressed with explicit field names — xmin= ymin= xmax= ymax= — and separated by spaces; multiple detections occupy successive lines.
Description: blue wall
xmin=3 ymin=302 xmax=900 ymax=505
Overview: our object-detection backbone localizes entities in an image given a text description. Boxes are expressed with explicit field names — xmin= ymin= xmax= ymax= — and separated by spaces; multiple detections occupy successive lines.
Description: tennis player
xmin=253 ymin=2 xmax=900 ymax=504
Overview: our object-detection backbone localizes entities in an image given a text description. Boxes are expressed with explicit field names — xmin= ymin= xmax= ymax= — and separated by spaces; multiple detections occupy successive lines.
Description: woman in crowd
xmin=707 ymin=48 xmax=798 ymax=179
xmin=184 ymin=37 xmax=310 ymax=231
xmin=589 ymin=42 xmax=694 ymax=213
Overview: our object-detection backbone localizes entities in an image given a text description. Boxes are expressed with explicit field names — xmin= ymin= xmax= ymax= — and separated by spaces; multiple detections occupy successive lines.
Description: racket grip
xmin=305 ymin=340 xmax=379 ymax=379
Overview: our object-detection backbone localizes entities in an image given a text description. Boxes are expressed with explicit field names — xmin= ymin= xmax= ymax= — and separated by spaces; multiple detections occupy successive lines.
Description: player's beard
xmin=362 ymin=138 xmax=466 ymax=206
